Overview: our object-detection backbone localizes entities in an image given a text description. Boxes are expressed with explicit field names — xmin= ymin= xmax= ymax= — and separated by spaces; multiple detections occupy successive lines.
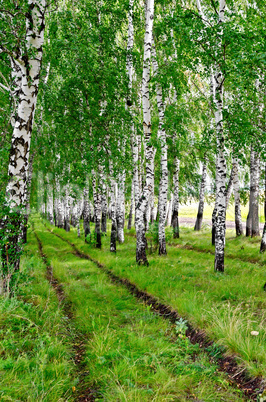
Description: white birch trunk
xmin=132 ymin=131 xmax=140 ymax=227
xmin=261 ymin=165 xmax=266 ymax=252
xmin=54 ymin=197 xmax=58 ymax=227
xmin=194 ymin=161 xmax=207 ymax=231
xmin=0 ymin=1 xmax=46 ymax=280
xmin=246 ymin=147 xmax=260 ymax=237
xmin=126 ymin=0 xmax=139 ymax=232
xmin=116 ymin=171 xmax=125 ymax=243
xmin=47 ymin=177 xmax=54 ymax=226
xmin=55 ymin=178 xmax=64 ymax=229
xmin=71 ymin=202 xmax=78 ymax=227
xmin=76 ymin=200 xmax=81 ymax=238
xmin=6 ymin=1 xmax=46 ymax=209
xmin=135 ymin=0 xmax=154 ymax=264
xmin=232 ymin=156 xmax=243 ymax=236
xmin=100 ymin=171 xmax=107 ymax=234
xmin=213 ymin=0 xmax=226 ymax=272
xmin=167 ymin=194 xmax=173 ymax=227
xmin=64 ymin=185 xmax=70 ymax=232
xmin=196 ymin=0 xmax=226 ymax=269
xmin=83 ymin=187 xmax=91 ymax=242
xmin=251 ymin=152 xmax=260 ymax=237
xmin=128 ymin=180 xmax=134 ymax=230
xmin=109 ymin=162 xmax=117 ymax=252
xmin=92 ymin=171 xmax=102 ymax=248
xmin=225 ymin=167 xmax=234 ymax=209
xmin=261 ymin=224 xmax=266 ymax=253
xmin=151 ymin=40 xmax=168 ymax=254
xmin=172 ymin=157 xmax=180 ymax=238
xmin=22 ymin=151 xmax=35 ymax=243
xmin=214 ymin=92 xmax=226 ymax=272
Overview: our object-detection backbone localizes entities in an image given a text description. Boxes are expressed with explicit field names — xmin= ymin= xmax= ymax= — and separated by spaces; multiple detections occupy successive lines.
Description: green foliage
xmin=146 ymin=222 xmax=173 ymax=253
xmin=175 ymin=318 xmax=188 ymax=336
xmin=85 ymin=232 xmax=98 ymax=247
xmin=0 ymin=208 xmax=26 ymax=293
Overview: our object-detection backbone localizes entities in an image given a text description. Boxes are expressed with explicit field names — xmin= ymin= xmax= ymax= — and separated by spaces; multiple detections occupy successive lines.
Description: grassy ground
xmin=0 ymin=216 xmax=264 ymax=400
xmin=33 ymin=217 xmax=246 ymax=401
xmin=42 ymin=219 xmax=266 ymax=381
xmin=0 ymin=230 xmax=74 ymax=401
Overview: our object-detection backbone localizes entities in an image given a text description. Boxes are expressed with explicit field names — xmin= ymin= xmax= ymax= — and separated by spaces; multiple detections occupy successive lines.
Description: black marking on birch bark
xmin=172 ymin=210 xmax=179 ymax=239
xmin=260 ymin=223 xmax=266 ymax=253
xmin=33 ymin=227 xmax=97 ymax=401
xmin=110 ymin=221 xmax=117 ymax=252
xmin=194 ymin=163 xmax=207 ymax=231
xmin=43 ymin=224 xmax=265 ymax=401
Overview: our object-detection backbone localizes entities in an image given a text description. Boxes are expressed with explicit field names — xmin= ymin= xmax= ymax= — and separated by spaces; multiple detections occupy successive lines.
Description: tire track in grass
xmin=43 ymin=223 xmax=265 ymax=401
xmin=33 ymin=227 xmax=97 ymax=402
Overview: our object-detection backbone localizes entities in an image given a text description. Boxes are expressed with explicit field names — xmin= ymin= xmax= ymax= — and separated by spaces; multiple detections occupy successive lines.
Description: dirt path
xmin=43 ymin=223 xmax=264 ymax=401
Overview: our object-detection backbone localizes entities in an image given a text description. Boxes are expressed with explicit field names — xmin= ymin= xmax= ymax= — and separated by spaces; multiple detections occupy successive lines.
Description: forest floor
xmin=0 ymin=215 xmax=265 ymax=401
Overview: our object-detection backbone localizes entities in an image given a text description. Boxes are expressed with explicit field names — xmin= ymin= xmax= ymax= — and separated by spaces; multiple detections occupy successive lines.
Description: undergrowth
xmin=44 ymin=218 xmax=266 ymax=379
xmin=0 ymin=229 xmax=74 ymax=401
xmin=33 ymin=217 xmax=246 ymax=401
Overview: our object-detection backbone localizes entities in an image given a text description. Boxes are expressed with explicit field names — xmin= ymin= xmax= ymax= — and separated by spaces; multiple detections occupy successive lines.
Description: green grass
xmin=31 ymin=217 xmax=247 ymax=401
xmin=0 ymin=229 xmax=75 ymax=401
xmin=170 ymin=226 xmax=266 ymax=265
xmin=43 ymin=218 xmax=266 ymax=379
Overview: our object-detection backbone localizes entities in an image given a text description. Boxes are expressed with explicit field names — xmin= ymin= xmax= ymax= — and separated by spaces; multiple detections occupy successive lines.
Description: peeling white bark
xmin=83 ymin=187 xmax=91 ymax=241
xmin=261 ymin=165 xmax=266 ymax=252
xmin=135 ymin=0 xmax=155 ymax=265
xmin=47 ymin=176 xmax=54 ymax=226
xmin=167 ymin=193 xmax=173 ymax=228
xmin=225 ymin=167 xmax=234 ymax=209
xmin=92 ymin=171 xmax=102 ymax=248
xmin=194 ymin=161 xmax=207 ymax=231
xmin=246 ymin=147 xmax=260 ymax=237
xmin=6 ymin=0 xmax=46 ymax=210
xmin=172 ymin=157 xmax=180 ymax=238
xmin=213 ymin=0 xmax=226 ymax=272
xmin=152 ymin=40 xmax=168 ymax=255
xmin=109 ymin=161 xmax=117 ymax=252
xmin=232 ymin=156 xmax=243 ymax=236
xmin=116 ymin=171 xmax=125 ymax=243
xmin=128 ymin=179 xmax=134 ymax=230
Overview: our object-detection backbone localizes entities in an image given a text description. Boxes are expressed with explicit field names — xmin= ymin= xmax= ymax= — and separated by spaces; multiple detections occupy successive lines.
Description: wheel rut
xmin=43 ymin=223 xmax=265 ymax=401
xmin=33 ymin=227 xmax=97 ymax=402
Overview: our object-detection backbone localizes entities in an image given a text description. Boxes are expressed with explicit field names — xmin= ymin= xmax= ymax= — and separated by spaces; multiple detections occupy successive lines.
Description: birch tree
xmin=194 ymin=160 xmax=207 ymax=231
xmin=232 ymin=155 xmax=243 ymax=236
xmin=135 ymin=0 xmax=155 ymax=265
xmin=151 ymin=40 xmax=168 ymax=255
xmin=83 ymin=187 xmax=91 ymax=242
xmin=0 ymin=0 xmax=47 ymax=281
xmin=172 ymin=156 xmax=180 ymax=238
